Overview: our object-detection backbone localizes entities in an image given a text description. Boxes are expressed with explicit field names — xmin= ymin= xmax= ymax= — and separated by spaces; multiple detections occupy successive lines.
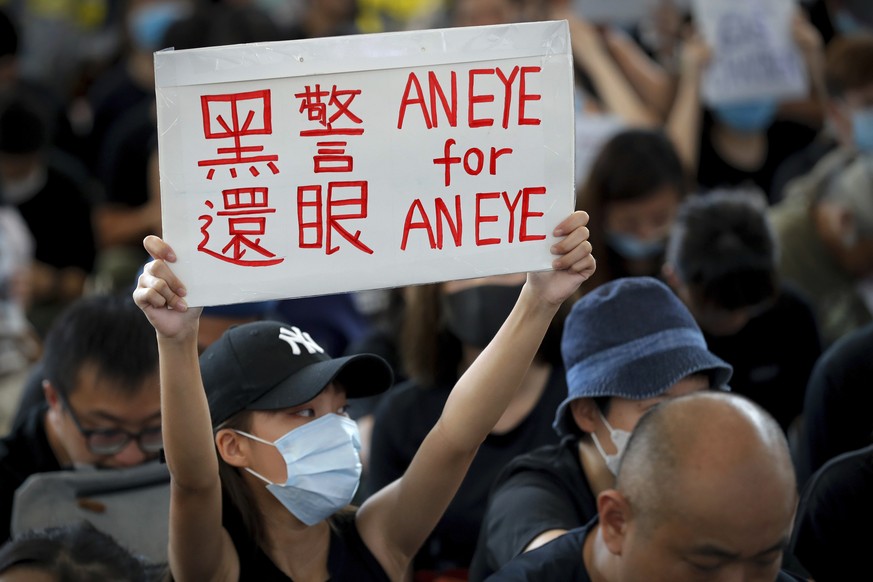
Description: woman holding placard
xmin=132 ymin=211 xmax=594 ymax=581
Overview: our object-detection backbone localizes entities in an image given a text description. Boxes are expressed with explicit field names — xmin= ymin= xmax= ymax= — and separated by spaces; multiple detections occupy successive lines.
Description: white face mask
xmin=1 ymin=165 xmax=47 ymax=205
xmin=235 ymin=413 xmax=362 ymax=526
xmin=590 ymin=410 xmax=632 ymax=476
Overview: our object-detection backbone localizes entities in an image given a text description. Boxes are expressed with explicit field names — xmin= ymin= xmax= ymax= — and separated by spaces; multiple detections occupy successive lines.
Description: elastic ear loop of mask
xmin=233 ymin=429 xmax=277 ymax=485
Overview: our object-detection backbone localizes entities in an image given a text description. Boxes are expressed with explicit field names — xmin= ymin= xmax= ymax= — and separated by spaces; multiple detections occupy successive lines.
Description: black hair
xmin=667 ymin=189 xmax=778 ymax=310
xmin=0 ymin=521 xmax=166 ymax=581
xmin=0 ymin=8 xmax=17 ymax=59
xmin=575 ymin=128 xmax=687 ymax=292
xmin=0 ymin=95 xmax=49 ymax=155
xmin=40 ymin=293 xmax=159 ymax=398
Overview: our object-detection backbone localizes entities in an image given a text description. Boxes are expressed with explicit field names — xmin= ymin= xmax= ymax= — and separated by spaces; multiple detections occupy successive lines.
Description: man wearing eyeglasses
xmin=0 ymin=292 xmax=161 ymax=542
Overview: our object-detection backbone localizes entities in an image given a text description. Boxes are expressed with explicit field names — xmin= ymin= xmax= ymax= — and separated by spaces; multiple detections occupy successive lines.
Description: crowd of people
xmin=1 ymin=0 xmax=872 ymax=581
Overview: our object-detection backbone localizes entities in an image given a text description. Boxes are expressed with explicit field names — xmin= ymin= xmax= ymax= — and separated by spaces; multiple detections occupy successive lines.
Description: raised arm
xmin=133 ymin=236 xmax=237 ymax=582
xmin=356 ymin=211 xmax=595 ymax=577
xmin=665 ymin=33 xmax=709 ymax=176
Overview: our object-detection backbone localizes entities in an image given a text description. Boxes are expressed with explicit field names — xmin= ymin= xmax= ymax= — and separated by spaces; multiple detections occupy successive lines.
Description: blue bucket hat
xmin=553 ymin=277 xmax=732 ymax=436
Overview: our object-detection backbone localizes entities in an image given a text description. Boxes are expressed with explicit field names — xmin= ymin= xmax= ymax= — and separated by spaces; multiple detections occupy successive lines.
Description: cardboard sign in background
xmin=693 ymin=0 xmax=808 ymax=105
xmin=155 ymin=21 xmax=575 ymax=307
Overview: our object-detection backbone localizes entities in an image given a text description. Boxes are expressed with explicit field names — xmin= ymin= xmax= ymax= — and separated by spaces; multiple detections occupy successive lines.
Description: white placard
xmin=693 ymin=0 xmax=809 ymax=105
xmin=572 ymin=0 xmax=691 ymax=25
xmin=154 ymin=21 xmax=575 ymax=307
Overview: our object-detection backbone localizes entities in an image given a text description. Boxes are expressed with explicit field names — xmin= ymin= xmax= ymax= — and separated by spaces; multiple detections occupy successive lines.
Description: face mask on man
xmin=127 ymin=1 xmax=188 ymax=52
xmin=441 ymin=284 xmax=523 ymax=348
xmin=590 ymin=410 xmax=632 ymax=476
xmin=1 ymin=165 xmax=47 ymax=205
xmin=234 ymin=413 xmax=362 ymax=526
xmin=711 ymin=100 xmax=778 ymax=133
xmin=851 ymin=108 xmax=873 ymax=152
xmin=606 ymin=231 xmax=666 ymax=261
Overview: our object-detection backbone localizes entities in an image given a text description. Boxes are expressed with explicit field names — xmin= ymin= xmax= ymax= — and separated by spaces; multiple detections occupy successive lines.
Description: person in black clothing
xmin=487 ymin=392 xmax=806 ymax=582
xmin=574 ymin=128 xmax=688 ymax=298
xmin=0 ymin=293 xmax=161 ymax=543
xmin=772 ymin=33 xmax=873 ymax=200
xmin=0 ymin=95 xmax=97 ymax=338
xmin=468 ymin=276 xmax=732 ymax=581
xmin=789 ymin=442 xmax=873 ymax=582
xmin=793 ymin=321 xmax=873 ymax=487
xmin=366 ymin=272 xmax=570 ymax=577
xmin=132 ymin=211 xmax=595 ymax=581
xmin=663 ymin=188 xmax=822 ymax=433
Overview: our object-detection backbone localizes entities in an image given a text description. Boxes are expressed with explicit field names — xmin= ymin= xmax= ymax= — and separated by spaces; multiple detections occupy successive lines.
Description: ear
xmin=43 ymin=380 xmax=61 ymax=410
xmin=215 ymin=428 xmax=249 ymax=469
xmin=570 ymin=398 xmax=599 ymax=434
xmin=837 ymin=208 xmax=858 ymax=248
xmin=598 ymin=489 xmax=630 ymax=556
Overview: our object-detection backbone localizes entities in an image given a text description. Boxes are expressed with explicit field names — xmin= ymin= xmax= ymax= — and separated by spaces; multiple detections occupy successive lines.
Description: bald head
xmin=617 ymin=392 xmax=796 ymax=530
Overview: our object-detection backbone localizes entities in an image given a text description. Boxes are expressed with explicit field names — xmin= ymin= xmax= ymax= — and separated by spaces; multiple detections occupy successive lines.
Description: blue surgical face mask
xmin=235 ymin=413 xmax=362 ymax=526
xmin=851 ymin=108 xmax=873 ymax=152
xmin=590 ymin=410 xmax=632 ymax=477
xmin=606 ymin=231 xmax=666 ymax=261
xmin=833 ymin=9 xmax=867 ymax=35
xmin=127 ymin=2 xmax=188 ymax=52
xmin=712 ymin=100 xmax=778 ymax=133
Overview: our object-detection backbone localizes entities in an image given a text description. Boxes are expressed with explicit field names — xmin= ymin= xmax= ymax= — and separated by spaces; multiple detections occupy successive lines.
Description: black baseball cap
xmin=201 ymin=320 xmax=394 ymax=427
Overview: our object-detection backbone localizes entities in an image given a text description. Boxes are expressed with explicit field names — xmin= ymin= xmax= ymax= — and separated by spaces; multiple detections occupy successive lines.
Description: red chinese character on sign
xmin=198 ymin=90 xmax=280 ymax=180
xmin=297 ymin=181 xmax=374 ymax=255
xmin=295 ymin=84 xmax=364 ymax=137
xmin=314 ymin=141 xmax=353 ymax=173
xmin=198 ymin=188 xmax=284 ymax=266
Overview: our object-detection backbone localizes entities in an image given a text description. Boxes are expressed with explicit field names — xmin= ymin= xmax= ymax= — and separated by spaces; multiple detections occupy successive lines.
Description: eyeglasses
xmin=56 ymin=389 xmax=163 ymax=456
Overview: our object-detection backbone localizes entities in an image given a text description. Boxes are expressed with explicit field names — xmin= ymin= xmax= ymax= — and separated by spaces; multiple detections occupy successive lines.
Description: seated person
xmin=0 ymin=520 xmax=165 ymax=581
xmin=789 ymin=442 xmax=873 ymax=582
xmin=131 ymin=213 xmax=595 ymax=581
xmin=663 ymin=188 xmax=822 ymax=433
xmin=793 ymin=321 xmax=873 ymax=486
xmin=0 ymin=293 xmax=160 ymax=542
xmin=469 ymin=276 xmax=732 ymax=581
xmin=487 ymin=392 xmax=806 ymax=582
xmin=365 ymin=270 xmax=571 ymax=577
xmin=769 ymin=150 xmax=873 ymax=347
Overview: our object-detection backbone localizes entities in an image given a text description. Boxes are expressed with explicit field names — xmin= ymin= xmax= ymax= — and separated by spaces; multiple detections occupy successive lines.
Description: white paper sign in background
xmin=154 ymin=21 xmax=575 ymax=307
xmin=693 ymin=0 xmax=809 ymax=106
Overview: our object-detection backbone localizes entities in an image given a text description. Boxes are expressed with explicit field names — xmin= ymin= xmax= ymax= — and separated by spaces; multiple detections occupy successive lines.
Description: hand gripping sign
xmin=154 ymin=20 xmax=575 ymax=307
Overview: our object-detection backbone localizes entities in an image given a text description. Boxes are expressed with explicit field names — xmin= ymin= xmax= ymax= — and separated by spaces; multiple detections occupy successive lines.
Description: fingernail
xmin=553 ymin=228 xmax=564 ymax=236
xmin=166 ymin=252 xmax=177 ymax=261
xmin=550 ymin=245 xmax=561 ymax=254
xmin=177 ymin=286 xmax=187 ymax=297
xmin=177 ymin=299 xmax=188 ymax=312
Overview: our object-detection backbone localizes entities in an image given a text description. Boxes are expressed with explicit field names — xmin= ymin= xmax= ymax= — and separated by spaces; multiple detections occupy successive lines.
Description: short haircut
xmin=666 ymin=189 xmax=778 ymax=310
xmin=0 ymin=521 xmax=164 ymax=581
xmin=824 ymin=33 xmax=873 ymax=98
xmin=40 ymin=293 xmax=158 ymax=398
xmin=0 ymin=8 xmax=17 ymax=59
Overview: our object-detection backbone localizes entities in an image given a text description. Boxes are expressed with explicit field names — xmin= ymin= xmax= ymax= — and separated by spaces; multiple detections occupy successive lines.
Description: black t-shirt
xmin=696 ymin=114 xmax=819 ymax=202
xmin=469 ymin=436 xmax=596 ymax=582
xmin=15 ymin=163 xmax=96 ymax=273
xmin=794 ymin=322 xmax=873 ymax=487
xmin=487 ymin=518 xmax=810 ymax=582
xmin=366 ymin=366 xmax=567 ymax=573
xmin=484 ymin=520 xmax=593 ymax=582
xmin=0 ymin=404 xmax=62 ymax=542
xmin=790 ymin=444 xmax=873 ymax=582
xmin=222 ymin=494 xmax=390 ymax=582
xmin=704 ymin=284 xmax=822 ymax=433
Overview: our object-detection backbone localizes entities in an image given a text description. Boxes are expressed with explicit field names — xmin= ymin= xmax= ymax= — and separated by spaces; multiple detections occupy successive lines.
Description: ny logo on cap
xmin=278 ymin=326 xmax=325 ymax=355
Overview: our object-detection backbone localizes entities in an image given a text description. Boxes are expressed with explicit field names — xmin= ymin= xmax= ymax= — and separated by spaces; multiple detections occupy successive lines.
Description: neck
xmin=584 ymin=523 xmax=616 ymax=582
xmin=259 ymin=497 xmax=332 ymax=581
xmin=711 ymin=124 xmax=767 ymax=170
xmin=578 ymin=438 xmax=614 ymax=496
